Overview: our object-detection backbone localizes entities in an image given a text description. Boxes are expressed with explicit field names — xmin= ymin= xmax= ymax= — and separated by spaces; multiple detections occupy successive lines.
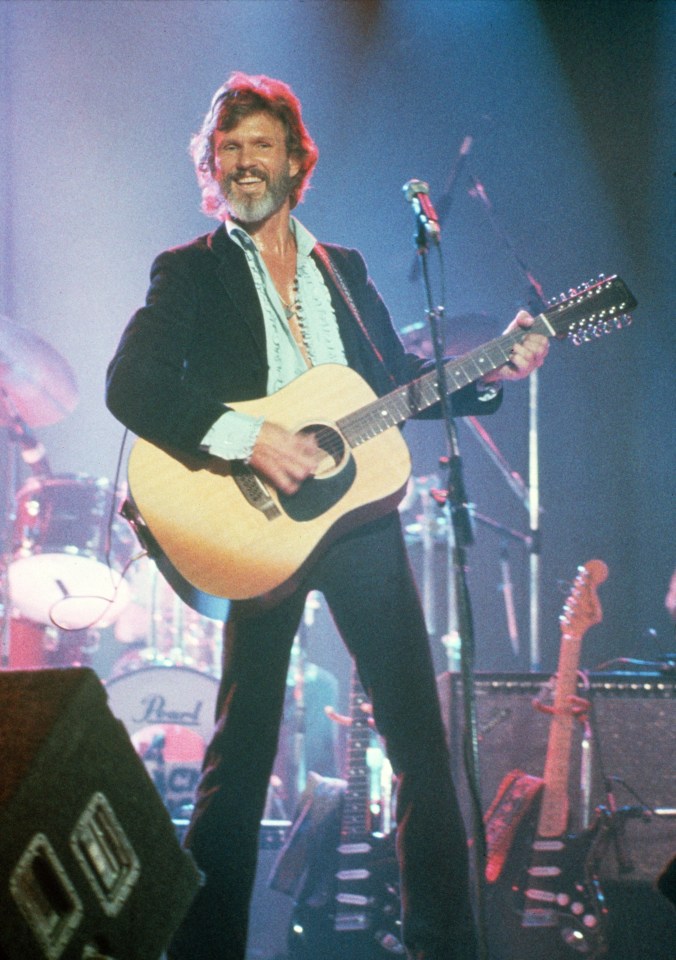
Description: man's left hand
xmin=483 ymin=310 xmax=549 ymax=383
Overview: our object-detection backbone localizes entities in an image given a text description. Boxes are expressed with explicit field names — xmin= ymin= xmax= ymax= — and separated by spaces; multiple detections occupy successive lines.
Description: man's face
xmin=213 ymin=111 xmax=300 ymax=224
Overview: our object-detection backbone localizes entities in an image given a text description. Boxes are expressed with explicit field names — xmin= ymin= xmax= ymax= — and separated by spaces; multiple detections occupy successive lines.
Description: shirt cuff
xmin=200 ymin=410 xmax=264 ymax=462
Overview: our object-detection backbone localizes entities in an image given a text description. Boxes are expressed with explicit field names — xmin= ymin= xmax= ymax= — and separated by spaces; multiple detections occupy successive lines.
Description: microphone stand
xmin=470 ymin=509 xmax=531 ymax=658
xmin=468 ymin=174 xmax=548 ymax=670
xmin=413 ymin=222 xmax=490 ymax=960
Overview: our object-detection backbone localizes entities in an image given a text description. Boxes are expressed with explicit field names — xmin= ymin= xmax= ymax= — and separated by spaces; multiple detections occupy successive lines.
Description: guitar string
xmin=301 ymin=333 xmax=517 ymax=457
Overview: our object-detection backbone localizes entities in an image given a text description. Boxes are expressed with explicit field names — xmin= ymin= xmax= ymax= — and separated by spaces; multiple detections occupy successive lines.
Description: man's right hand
xmin=248 ymin=421 xmax=323 ymax=496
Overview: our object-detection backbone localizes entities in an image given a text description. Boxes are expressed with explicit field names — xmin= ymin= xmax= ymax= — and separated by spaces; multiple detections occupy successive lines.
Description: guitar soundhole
xmin=277 ymin=424 xmax=355 ymax=522
xmin=299 ymin=423 xmax=346 ymax=477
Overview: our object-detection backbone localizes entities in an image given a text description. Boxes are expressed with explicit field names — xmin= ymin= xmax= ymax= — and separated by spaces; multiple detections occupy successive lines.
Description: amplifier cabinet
xmin=438 ymin=671 xmax=676 ymax=883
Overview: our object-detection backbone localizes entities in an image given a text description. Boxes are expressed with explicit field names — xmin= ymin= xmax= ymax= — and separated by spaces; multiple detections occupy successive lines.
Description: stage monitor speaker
xmin=0 ymin=667 xmax=200 ymax=960
xmin=438 ymin=671 xmax=676 ymax=884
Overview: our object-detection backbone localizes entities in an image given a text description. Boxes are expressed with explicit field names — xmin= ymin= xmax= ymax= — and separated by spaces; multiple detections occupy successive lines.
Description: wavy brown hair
xmin=190 ymin=72 xmax=319 ymax=219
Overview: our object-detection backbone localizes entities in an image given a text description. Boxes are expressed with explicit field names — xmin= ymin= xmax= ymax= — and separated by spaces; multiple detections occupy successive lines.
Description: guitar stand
xmin=576 ymin=675 xmax=659 ymax=878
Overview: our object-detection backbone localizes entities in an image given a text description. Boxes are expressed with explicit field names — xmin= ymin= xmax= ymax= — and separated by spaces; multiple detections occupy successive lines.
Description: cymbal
xmin=0 ymin=315 xmax=78 ymax=427
xmin=400 ymin=311 xmax=501 ymax=359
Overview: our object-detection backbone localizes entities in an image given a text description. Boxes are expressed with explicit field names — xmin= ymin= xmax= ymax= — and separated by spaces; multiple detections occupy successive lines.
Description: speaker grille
xmin=438 ymin=671 xmax=676 ymax=883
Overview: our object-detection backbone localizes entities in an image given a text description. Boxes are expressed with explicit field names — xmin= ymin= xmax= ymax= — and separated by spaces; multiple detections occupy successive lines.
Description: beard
xmin=220 ymin=163 xmax=295 ymax=224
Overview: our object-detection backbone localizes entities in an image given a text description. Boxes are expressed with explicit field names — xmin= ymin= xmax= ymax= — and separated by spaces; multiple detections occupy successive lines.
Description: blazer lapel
xmin=208 ymin=224 xmax=267 ymax=356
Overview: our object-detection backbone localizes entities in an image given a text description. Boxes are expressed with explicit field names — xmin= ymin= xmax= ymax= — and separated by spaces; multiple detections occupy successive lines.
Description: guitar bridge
xmin=232 ymin=463 xmax=281 ymax=520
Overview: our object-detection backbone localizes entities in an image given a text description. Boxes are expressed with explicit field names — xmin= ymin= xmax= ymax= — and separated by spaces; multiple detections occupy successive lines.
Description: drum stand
xmin=0 ymin=404 xmax=28 ymax=670
xmin=0 ymin=424 xmax=19 ymax=668
xmin=0 ymin=410 xmax=104 ymax=670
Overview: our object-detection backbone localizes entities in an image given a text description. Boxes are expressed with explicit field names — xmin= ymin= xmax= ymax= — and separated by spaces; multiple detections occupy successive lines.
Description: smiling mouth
xmin=230 ymin=172 xmax=267 ymax=191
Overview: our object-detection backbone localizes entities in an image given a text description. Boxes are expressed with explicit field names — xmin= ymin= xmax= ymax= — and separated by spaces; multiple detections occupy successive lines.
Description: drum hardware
xmin=0 ymin=318 xmax=81 ymax=668
xmin=0 ymin=614 xmax=105 ymax=670
xmin=401 ymin=470 xmax=532 ymax=670
xmin=399 ymin=311 xmax=500 ymax=361
xmin=112 ymin=551 xmax=223 ymax=677
xmin=7 ymin=473 xmax=135 ymax=632
xmin=0 ymin=316 xmax=135 ymax=665
xmin=0 ymin=313 xmax=79 ymax=429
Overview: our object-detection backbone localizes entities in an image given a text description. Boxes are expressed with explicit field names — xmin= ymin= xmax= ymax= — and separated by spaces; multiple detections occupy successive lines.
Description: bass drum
xmin=106 ymin=665 xmax=219 ymax=817
xmin=1 ymin=616 xmax=99 ymax=669
xmin=2 ymin=618 xmax=51 ymax=669
xmin=8 ymin=474 xmax=134 ymax=629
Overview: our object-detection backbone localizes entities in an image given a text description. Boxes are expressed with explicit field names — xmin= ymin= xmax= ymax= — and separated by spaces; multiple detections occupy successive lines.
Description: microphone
xmin=403 ymin=179 xmax=441 ymax=246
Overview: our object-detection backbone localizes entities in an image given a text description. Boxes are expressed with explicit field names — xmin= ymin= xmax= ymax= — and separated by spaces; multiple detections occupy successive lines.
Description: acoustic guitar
xmin=127 ymin=276 xmax=635 ymax=603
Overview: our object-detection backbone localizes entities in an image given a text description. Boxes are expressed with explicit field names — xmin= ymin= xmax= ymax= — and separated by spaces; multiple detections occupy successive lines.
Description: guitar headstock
xmin=543 ymin=275 xmax=637 ymax=344
xmin=560 ymin=559 xmax=608 ymax=640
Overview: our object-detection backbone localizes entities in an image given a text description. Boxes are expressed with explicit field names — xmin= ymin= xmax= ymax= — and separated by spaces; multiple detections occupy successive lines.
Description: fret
xmin=340 ymin=330 xmax=526 ymax=448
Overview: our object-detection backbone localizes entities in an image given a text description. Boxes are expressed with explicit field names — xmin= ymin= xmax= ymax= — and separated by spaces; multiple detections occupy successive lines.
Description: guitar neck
xmin=341 ymin=675 xmax=372 ymax=841
xmin=337 ymin=275 xmax=636 ymax=450
xmin=338 ymin=323 xmax=541 ymax=448
xmin=537 ymin=633 xmax=582 ymax=837
xmin=536 ymin=560 xmax=607 ymax=838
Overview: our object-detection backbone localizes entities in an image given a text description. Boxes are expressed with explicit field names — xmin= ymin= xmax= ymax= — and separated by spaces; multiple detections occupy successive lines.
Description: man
xmin=106 ymin=73 xmax=548 ymax=960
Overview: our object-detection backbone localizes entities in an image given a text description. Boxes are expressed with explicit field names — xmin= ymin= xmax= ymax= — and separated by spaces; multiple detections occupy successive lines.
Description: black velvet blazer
xmin=106 ymin=223 xmax=500 ymax=453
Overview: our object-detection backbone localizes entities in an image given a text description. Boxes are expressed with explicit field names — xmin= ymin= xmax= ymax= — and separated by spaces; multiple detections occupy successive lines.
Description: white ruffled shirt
xmin=200 ymin=217 xmax=347 ymax=461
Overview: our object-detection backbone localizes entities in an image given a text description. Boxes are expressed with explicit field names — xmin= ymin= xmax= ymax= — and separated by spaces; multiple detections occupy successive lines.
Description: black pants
xmin=168 ymin=513 xmax=477 ymax=960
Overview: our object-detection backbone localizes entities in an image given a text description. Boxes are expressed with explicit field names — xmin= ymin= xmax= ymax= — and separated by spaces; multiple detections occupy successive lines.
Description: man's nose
xmin=236 ymin=146 xmax=257 ymax=168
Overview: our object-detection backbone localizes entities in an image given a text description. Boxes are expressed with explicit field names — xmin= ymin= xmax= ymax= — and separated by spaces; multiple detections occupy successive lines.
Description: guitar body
xmin=287 ymin=829 xmax=404 ymax=960
xmin=287 ymin=671 xmax=404 ymax=958
xmin=127 ymin=278 xmax=636 ymax=602
xmin=128 ymin=364 xmax=411 ymax=602
xmin=486 ymin=796 xmax=607 ymax=959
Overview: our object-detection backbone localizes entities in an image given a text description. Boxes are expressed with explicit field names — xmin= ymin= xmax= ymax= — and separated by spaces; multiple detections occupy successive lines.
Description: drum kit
xmin=0 ymin=316 xmax=227 ymax=818
xmin=0 ymin=314 xmax=124 ymax=668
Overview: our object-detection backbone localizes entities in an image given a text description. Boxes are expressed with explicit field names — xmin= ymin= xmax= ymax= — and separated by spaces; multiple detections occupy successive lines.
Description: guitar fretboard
xmin=338 ymin=328 xmax=527 ymax=448
xmin=340 ymin=677 xmax=372 ymax=841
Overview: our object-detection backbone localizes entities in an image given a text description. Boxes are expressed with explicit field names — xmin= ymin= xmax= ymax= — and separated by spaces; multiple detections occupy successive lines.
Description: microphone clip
xmin=403 ymin=179 xmax=441 ymax=248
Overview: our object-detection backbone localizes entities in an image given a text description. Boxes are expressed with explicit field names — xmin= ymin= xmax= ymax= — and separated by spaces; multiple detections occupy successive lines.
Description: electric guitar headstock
xmin=560 ymin=559 xmax=609 ymax=641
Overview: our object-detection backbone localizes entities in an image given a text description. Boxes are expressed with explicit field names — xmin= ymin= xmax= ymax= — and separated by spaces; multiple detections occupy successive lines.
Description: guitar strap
xmin=313 ymin=243 xmax=398 ymax=388
xmin=483 ymin=769 xmax=544 ymax=883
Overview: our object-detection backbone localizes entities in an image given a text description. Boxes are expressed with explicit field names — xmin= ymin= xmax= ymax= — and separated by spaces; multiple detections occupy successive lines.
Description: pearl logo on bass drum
xmin=106 ymin=666 xmax=219 ymax=817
